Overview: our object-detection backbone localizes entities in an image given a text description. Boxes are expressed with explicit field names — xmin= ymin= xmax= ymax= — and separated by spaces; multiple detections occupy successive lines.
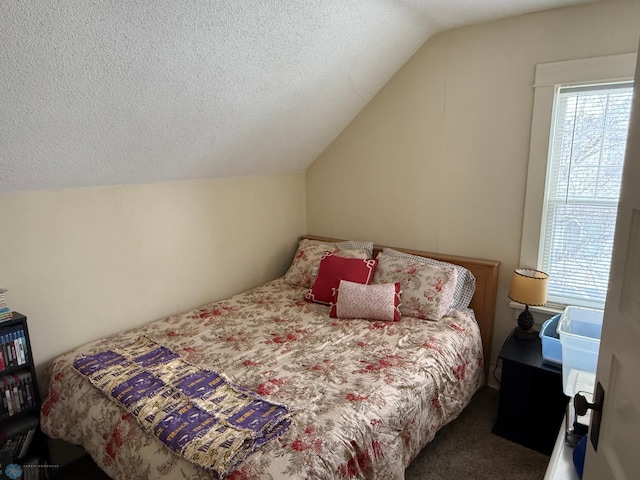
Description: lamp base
xmin=514 ymin=305 xmax=537 ymax=340
xmin=514 ymin=326 xmax=538 ymax=340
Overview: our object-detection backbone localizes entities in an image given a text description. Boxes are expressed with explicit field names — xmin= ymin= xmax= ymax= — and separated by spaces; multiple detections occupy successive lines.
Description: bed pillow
xmin=372 ymin=252 xmax=457 ymax=321
xmin=383 ymin=248 xmax=476 ymax=310
xmin=283 ymin=238 xmax=373 ymax=287
xmin=330 ymin=280 xmax=401 ymax=322
xmin=305 ymin=253 xmax=378 ymax=305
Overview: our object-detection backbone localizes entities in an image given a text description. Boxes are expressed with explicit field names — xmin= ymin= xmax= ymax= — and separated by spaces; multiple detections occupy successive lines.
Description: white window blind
xmin=540 ymin=82 xmax=633 ymax=308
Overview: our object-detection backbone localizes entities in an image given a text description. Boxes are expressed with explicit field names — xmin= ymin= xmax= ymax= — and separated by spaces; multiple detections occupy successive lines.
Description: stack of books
xmin=0 ymin=415 xmax=38 ymax=460
xmin=0 ymin=290 xmax=11 ymax=323
xmin=0 ymin=371 xmax=37 ymax=418
xmin=0 ymin=325 xmax=28 ymax=372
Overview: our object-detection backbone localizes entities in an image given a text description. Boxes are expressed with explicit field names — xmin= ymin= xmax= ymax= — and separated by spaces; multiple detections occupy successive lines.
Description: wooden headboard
xmin=301 ymin=235 xmax=501 ymax=380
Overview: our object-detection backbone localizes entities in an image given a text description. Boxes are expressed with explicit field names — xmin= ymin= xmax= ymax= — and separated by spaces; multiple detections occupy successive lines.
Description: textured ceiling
xmin=1 ymin=0 xmax=598 ymax=193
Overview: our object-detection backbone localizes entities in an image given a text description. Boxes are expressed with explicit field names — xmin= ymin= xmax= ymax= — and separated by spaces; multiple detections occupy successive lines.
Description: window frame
xmin=519 ymin=53 xmax=636 ymax=310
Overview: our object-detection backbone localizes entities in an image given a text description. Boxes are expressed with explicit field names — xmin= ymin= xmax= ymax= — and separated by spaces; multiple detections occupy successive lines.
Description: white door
xmin=582 ymin=49 xmax=640 ymax=479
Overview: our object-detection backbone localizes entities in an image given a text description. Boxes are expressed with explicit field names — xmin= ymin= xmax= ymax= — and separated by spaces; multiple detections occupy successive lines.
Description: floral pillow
xmin=283 ymin=239 xmax=373 ymax=288
xmin=383 ymin=248 xmax=476 ymax=310
xmin=305 ymin=254 xmax=378 ymax=305
xmin=330 ymin=280 xmax=401 ymax=322
xmin=372 ymin=252 xmax=457 ymax=321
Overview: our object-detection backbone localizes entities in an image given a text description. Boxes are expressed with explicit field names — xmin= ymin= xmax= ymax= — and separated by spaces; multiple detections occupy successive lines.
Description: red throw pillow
xmin=305 ymin=253 xmax=378 ymax=305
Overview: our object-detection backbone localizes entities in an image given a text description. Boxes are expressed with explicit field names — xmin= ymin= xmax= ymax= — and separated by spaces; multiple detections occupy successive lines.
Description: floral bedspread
xmin=41 ymin=278 xmax=484 ymax=480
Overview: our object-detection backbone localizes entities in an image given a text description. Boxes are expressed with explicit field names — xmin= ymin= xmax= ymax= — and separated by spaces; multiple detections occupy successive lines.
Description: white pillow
xmin=383 ymin=248 xmax=476 ymax=310
xmin=283 ymin=238 xmax=372 ymax=287
xmin=373 ymin=252 xmax=457 ymax=321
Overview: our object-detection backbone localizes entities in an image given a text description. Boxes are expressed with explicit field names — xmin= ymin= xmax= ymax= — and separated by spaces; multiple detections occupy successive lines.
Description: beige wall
xmin=306 ymin=1 xmax=640 ymax=367
xmin=0 ymin=173 xmax=306 ymax=371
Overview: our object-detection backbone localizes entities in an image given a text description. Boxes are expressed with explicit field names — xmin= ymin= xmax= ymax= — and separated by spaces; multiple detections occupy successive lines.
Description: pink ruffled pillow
xmin=330 ymin=280 xmax=401 ymax=322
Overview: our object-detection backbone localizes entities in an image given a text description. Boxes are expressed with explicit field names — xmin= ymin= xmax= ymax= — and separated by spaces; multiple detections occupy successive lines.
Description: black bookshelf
xmin=0 ymin=312 xmax=49 ymax=478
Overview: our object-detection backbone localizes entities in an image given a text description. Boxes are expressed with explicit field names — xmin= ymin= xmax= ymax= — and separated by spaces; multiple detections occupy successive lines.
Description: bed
xmin=40 ymin=235 xmax=500 ymax=480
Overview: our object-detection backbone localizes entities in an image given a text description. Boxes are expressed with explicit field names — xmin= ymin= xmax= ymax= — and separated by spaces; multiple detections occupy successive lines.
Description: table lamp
xmin=508 ymin=268 xmax=549 ymax=340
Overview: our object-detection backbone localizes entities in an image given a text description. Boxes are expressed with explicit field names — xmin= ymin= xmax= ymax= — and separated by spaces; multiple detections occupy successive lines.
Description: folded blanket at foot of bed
xmin=73 ymin=336 xmax=291 ymax=479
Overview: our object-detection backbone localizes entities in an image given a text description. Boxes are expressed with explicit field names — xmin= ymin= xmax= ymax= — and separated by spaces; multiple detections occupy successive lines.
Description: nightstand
xmin=492 ymin=329 xmax=569 ymax=455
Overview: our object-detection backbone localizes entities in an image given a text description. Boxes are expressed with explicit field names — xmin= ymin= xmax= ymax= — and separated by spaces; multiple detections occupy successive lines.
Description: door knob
xmin=574 ymin=390 xmax=603 ymax=416
xmin=573 ymin=382 xmax=605 ymax=451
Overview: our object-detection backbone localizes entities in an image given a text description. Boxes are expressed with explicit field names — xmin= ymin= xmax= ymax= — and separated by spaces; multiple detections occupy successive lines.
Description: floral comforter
xmin=41 ymin=278 xmax=484 ymax=480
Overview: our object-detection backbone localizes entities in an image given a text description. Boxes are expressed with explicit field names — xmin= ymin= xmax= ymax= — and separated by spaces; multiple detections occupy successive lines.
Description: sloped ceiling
xmin=1 ymin=0 xmax=598 ymax=194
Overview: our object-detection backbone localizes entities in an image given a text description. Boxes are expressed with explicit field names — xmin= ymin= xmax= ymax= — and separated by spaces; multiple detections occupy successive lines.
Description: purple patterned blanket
xmin=73 ymin=336 xmax=291 ymax=478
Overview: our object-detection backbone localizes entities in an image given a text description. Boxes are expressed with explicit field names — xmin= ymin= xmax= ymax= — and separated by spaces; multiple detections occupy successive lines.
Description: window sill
xmin=509 ymin=301 xmax=564 ymax=316
xmin=509 ymin=301 xmax=564 ymax=327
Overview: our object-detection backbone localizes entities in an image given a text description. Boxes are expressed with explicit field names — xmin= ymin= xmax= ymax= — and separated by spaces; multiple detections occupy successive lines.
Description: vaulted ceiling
xmin=1 ymin=0 xmax=599 ymax=193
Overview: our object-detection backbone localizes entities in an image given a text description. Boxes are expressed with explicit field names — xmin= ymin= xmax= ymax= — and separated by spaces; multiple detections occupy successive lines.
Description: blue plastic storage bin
xmin=539 ymin=314 xmax=562 ymax=365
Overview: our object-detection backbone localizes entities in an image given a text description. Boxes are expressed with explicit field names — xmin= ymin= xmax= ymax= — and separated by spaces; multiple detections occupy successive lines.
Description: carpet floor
xmin=54 ymin=386 xmax=550 ymax=479
xmin=405 ymin=386 xmax=550 ymax=480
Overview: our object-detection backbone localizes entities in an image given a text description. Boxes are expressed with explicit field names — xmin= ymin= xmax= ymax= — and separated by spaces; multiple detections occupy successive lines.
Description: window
xmin=519 ymin=54 xmax=636 ymax=310
xmin=540 ymin=83 xmax=633 ymax=308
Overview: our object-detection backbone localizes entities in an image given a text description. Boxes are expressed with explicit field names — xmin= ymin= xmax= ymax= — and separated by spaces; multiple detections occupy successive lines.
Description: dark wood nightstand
xmin=492 ymin=328 xmax=569 ymax=455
